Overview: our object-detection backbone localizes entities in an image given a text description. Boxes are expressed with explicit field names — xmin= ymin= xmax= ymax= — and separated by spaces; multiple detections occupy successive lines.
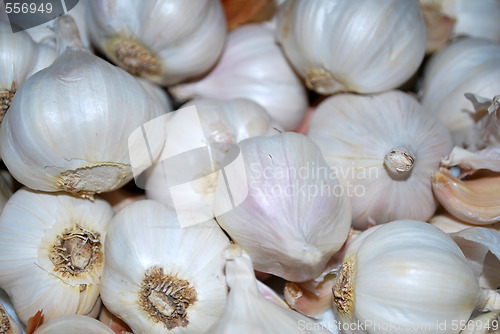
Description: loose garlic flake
xmin=0 ymin=188 xmax=113 ymax=325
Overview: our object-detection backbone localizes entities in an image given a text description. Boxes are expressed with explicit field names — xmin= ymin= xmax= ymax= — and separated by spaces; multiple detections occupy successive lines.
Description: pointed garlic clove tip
xmin=284 ymin=276 xmax=334 ymax=316
xmin=433 ymin=167 xmax=500 ymax=225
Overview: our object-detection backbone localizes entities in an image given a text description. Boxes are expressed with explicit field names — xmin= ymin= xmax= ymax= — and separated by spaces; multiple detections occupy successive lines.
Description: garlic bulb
xmin=332 ymin=220 xmax=481 ymax=334
xmin=275 ymin=0 xmax=426 ymax=95
xmin=0 ymin=27 xmax=165 ymax=198
xmin=34 ymin=315 xmax=114 ymax=334
xmin=420 ymin=38 xmax=500 ymax=146
xmin=207 ymin=245 xmax=330 ymax=333
xmin=0 ymin=301 xmax=22 ymax=334
xmin=170 ymin=24 xmax=308 ymax=130
xmin=85 ymin=0 xmax=226 ymax=86
xmin=420 ymin=0 xmax=500 ymax=50
xmin=0 ymin=21 xmax=56 ymax=125
xmin=145 ymin=98 xmax=280 ymax=221
xmin=308 ymin=90 xmax=453 ymax=229
xmin=100 ymin=200 xmax=230 ymax=333
xmin=214 ymin=132 xmax=351 ymax=282
xmin=0 ymin=188 xmax=113 ymax=325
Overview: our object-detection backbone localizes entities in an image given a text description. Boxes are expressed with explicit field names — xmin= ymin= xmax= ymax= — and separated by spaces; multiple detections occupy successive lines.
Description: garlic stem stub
xmin=0 ymin=188 xmax=113 ymax=325
xmin=100 ymin=200 xmax=230 ymax=333
xmin=275 ymin=0 xmax=427 ymax=95
xmin=85 ymin=0 xmax=226 ymax=86
xmin=308 ymin=90 xmax=453 ymax=229
xmin=0 ymin=46 xmax=166 ymax=198
xmin=206 ymin=245 xmax=331 ymax=333
xmin=332 ymin=220 xmax=481 ymax=334
xmin=214 ymin=132 xmax=351 ymax=282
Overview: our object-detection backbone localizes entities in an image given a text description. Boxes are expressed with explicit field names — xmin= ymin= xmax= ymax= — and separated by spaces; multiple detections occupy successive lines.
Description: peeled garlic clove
xmin=308 ymin=90 xmax=453 ymax=229
xmin=214 ymin=132 xmax=351 ymax=282
xmin=0 ymin=188 xmax=113 ymax=325
xmin=332 ymin=220 xmax=480 ymax=333
xmin=275 ymin=0 xmax=426 ymax=95
xmin=0 ymin=301 xmax=23 ymax=334
xmin=0 ymin=39 xmax=166 ymax=198
xmin=86 ymin=0 xmax=226 ymax=85
xmin=100 ymin=200 xmax=230 ymax=333
xmin=145 ymin=98 xmax=280 ymax=218
xmin=420 ymin=38 xmax=500 ymax=146
xmin=207 ymin=245 xmax=330 ymax=333
xmin=170 ymin=24 xmax=308 ymax=130
xmin=433 ymin=167 xmax=500 ymax=225
xmin=34 ymin=315 xmax=114 ymax=334
xmin=0 ymin=21 xmax=56 ymax=125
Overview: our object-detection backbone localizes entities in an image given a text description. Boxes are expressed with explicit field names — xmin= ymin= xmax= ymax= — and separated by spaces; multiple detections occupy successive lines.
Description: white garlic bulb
xmin=145 ymin=98 xmax=280 ymax=221
xmin=275 ymin=0 xmax=427 ymax=95
xmin=100 ymin=200 xmax=230 ymax=333
xmin=0 ymin=21 xmax=56 ymax=125
xmin=332 ymin=220 xmax=481 ymax=334
xmin=207 ymin=245 xmax=330 ymax=333
xmin=0 ymin=188 xmax=113 ymax=325
xmin=0 ymin=36 xmax=166 ymax=198
xmin=0 ymin=301 xmax=22 ymax=334
xmin=214 ymin=132 xmax=351 ymax=282
xmin=34 ymin=315 xmax=114 ymax=334
xmin=420 ymin=38 xmax=500 ymax=146
xmin=170 ymin=24 xmax=308 ymax=130
xmin=308 ymin=90 xmax=453 ymax=229
xmin=85 ymin=0 xmax=226 ymax=86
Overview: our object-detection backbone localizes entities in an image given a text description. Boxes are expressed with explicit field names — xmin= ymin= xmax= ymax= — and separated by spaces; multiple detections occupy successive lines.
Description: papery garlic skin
xmin=333 ymin=220 xmax=480 ymax=334
xmin=308 ymin=90 xmax=453 ymax=229
xmin=420 ymin=38 xmax=500 ymax=146
xmin=86 ymin=0 xmax=226 ymax=86
xmin=0 ymin=48 xmax=165 ymax=198
xmin=207 ymin=245 xmax=330 ymax=334
xmin=0 ymin=21 xmax=56 ymax=124
xmin=0 ymin=188 xmax=113 ymax=325
xmin=100 ymin=200 xmax=230 ymax=333
xmin=145 ymin=98 xmax=279 ymax=215
xmin=214 ymin=132 xmax=351 ymax=282
xmin=34 ymin=315 xmax=114 ymax=334
xmin=275 ymin=0 xmax=426 ymax=95
xmin=170 ymin=24 xmax=308 ymax=130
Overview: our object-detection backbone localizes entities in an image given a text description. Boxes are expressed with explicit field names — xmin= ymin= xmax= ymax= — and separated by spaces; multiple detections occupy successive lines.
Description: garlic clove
xmin=433 ymin=167 xmax=500 ymax=225
xmin=33 ymin=315 xmax=114 ymax=334
xmin=100 ymin=200 xmax=230 ymax=333
xmin=419 ymin=1 xmax=455 ymax=53
xmin=0 ymin=188 xmax=113 ymax=325
xmin=284 ymin=273 xmax=335 ymax=317
xmin=206 ymin=245 xmax=331 ymax=333
xmin=99 ymin=306 xmax=132 ymax=334
xmin=214 ymin=132 xmax=351 ymax=282
xmin=0 ymin=301 xmax=23 ymax=334
xmin=429 ymin=211 xmax=500 ymax=233
xmin=221 ymin=0 xmax=277 ymax=31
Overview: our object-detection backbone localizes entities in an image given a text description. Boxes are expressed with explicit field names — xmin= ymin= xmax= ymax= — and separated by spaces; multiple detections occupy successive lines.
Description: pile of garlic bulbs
xmin=0 ymin=0 xmax=499 ymax=333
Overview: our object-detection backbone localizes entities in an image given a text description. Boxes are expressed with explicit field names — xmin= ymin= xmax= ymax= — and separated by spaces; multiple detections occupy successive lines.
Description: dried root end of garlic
xmin=139 ymin=266 xmax=198 ymax=331
xmin=57 ymin=162 xmax=129 ymax=199
xmin=48 ymin=224 xmax=103 ymax=279
xmin=332 ymin=257 xmax=355 ymax=317
xmin=1 ymin=304 xmax=15 ymax=334
xmin=105 ymin=37 xmax=161 ymax=78
xmin=305 ymin=68 xmax=348 ymax=95
xmin=0 ymin=83 xmax=16 ymax=124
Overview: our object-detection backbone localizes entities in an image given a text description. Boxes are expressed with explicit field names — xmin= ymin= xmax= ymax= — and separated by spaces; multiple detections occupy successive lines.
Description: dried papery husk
xmin=332 ymin=220 xmax=481 ymax=334
xmin=169 ymin=24 xmax=308 ymax=130
xmin=284 ymin=273 xmax=335 ymax=317
xmin=308 ymin=90 xmax=453 ymax=229
xmin=0 ymin=17 xmax=166 ymax=199
xmin=33 ymin=315 xmax=114 ymax=334
xmin=0 ymin=301 xmax=23 ymax=334
xmin=275 ymin=0 xmax=426 ymax=95
xmin=100 ymin=200 xmax=230 ymax=333
xmin=463 ymin=93 xmax=500 ymax=150
xmin=221 ymin=0 xmax=276 ymax=31
xmin=206 ymin=245 xmax=330 ymax=333
xmin=85 ymin=0 xmax=226 ymax=86
xmin=214 ymin=132 xmax=351 ymax=282
xmin=145 ymin=98 xmax=280 ymax=224
xmin=0 ymin=188 xmax=113 ymax=325
xmin=461 ymin=310 xmax=500 ymax=334
xmin=420 ymin=38 xmax=500 ymax=146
